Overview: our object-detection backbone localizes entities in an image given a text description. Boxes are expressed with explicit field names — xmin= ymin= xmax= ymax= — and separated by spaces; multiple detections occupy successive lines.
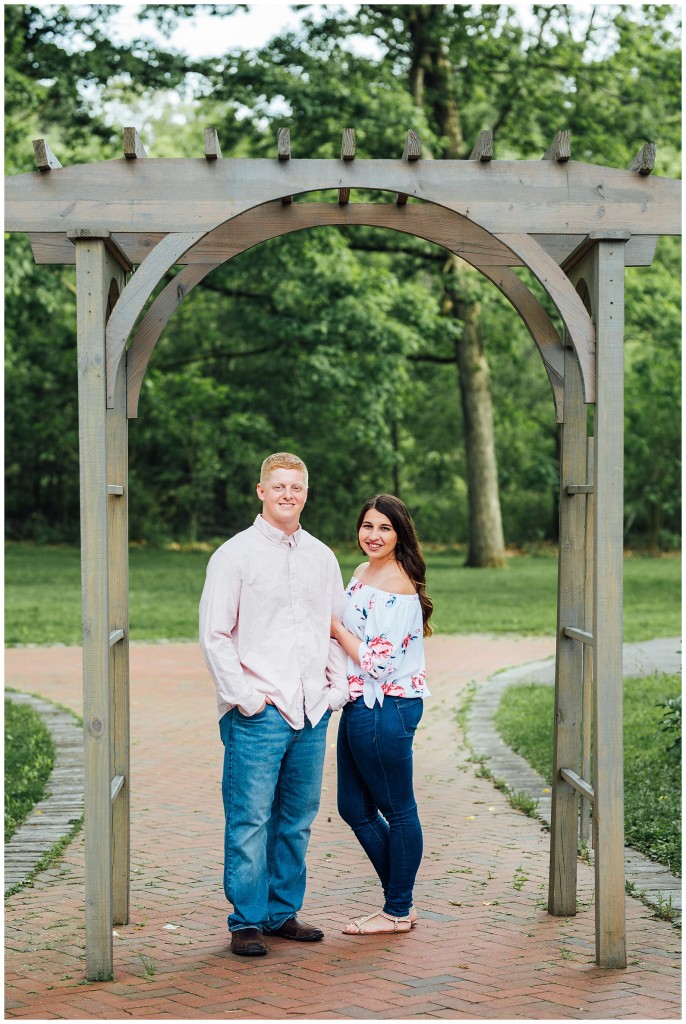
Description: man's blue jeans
xmin=337 ymin=695 xmax=424 ymax=918
xmin=219 ymin=703 xmax=330 ymax=933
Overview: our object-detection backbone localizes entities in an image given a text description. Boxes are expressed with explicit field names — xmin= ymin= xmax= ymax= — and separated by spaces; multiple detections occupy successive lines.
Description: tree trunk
xmin=445 ymin=262 xmax=506 ymax=567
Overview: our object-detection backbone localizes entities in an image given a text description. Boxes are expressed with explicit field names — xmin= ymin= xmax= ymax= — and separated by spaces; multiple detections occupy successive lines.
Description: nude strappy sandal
xmin=342 ymin=910 xmax=412 ymax=935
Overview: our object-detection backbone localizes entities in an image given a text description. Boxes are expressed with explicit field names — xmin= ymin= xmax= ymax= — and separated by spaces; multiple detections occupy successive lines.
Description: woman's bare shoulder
xmin=353 ymin=561 xmax=369 ymax=581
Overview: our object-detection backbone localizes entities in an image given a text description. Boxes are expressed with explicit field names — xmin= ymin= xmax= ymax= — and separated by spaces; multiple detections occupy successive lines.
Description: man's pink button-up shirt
xmin=199 ymin=515 xmax=349 ymax=729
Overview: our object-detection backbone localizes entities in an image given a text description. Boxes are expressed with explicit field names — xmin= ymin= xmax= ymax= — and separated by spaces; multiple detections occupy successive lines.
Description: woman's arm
xmin=331 ymin=616 xmax=363 ymax=665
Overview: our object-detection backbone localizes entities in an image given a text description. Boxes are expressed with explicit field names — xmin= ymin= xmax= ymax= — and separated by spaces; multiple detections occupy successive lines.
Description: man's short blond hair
xmin=260 ymin=452 xmax=309 ymax=486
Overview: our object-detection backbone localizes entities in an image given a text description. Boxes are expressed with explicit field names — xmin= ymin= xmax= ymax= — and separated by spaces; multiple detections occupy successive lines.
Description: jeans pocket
xmin=394 ymin=697 xmax=424 ymax=736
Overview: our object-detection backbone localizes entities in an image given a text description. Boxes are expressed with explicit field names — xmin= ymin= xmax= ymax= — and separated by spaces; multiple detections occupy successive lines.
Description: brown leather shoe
xmin=268 ymin=916 xmax=324 ymax=942
xmin=231 ymin=927 xmax=267 ymax=956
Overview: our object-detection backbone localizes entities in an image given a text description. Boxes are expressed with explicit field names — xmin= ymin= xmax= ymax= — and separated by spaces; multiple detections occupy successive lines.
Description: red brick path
xmin=4 ymin=636 xmax=681 ymax=1019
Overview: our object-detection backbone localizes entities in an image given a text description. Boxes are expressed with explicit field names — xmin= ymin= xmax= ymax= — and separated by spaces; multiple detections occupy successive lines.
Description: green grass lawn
xmin=494 ymin=673 xmax=682 ymax=875
xmin=5 ymin=698 xmax=55 ymax=842
xmin=4 ymin=542 xmax=681 ymax=646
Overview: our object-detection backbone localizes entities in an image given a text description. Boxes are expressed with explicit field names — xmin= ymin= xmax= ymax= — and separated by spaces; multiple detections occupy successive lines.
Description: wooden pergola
xmin=5 ymin=127 xmax=681 ymax=980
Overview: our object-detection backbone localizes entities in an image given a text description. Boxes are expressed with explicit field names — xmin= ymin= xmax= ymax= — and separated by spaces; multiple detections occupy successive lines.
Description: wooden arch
xmin=5 ymin=128 xmax=681 ymax=980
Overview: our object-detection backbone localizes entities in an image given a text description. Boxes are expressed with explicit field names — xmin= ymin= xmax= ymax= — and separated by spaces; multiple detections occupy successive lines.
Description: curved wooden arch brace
xmin=498 ymin=233 xmax=596 ymax=403
xmin=124 ymin=203 xmax=565 ymax=419
xmin=105 ymin=230 xmax=205 ymax=405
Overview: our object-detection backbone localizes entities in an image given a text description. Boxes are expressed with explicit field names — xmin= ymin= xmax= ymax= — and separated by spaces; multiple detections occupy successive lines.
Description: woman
xmin=331 ymin=494 xmax=433 ymax=935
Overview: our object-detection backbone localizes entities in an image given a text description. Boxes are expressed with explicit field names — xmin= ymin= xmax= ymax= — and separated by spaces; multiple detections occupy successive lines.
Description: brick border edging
xmin=465 ymin=639 xmax=682 ymax=925
xmin=4 ymin=691 xmax=84 ymax=894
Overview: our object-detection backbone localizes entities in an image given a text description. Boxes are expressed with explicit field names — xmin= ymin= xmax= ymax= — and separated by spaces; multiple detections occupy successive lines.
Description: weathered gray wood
xmin=543 ymin=130 xmax=571 ymax=162
xmin=629 ymin=142 xmax=656 ymax=176
xmin=563 ymin=626 xmax=595 ymax=646
xmin=580 ymin=437 xmax=595 ymax=846
xmin=499 ymin=233 xmax=596 ymax=403
xmin=592 ymin=239 xmax=628 ymax=969
xmin=7 ymin=158 xmax=681 ymax=236
xmin=111 ymin=775 xmax=125 ymax=802
xmin=123 ymin=205 xmax=565 ymax=421
xmin=109 ymin=628 xmax=125 ymax=646
xmin=339 ymin=128 xmax=355 ymax=204
xmin=73 ymin=235 xmax=114 ymax=981
xmin=561 ymin=231 xmax=631 ymax=274
xmin=107 ymin=337 xmax=130 ymax=928
xmin=549 ymin=342 xmax=587 ymax=917
xmin=204 ymin=126 xmax=222 ymax=161
xmin=105 ymin=231 xmax=205 ymax=406
xmin=560 ymin=768 xmax=595 ymax=802
xmin=397 ymin=130 xmax=421 ymax=205
xmin=32 ymin=138 xmax=62 ymax=172
xmin=107 ymin=484 xmax=124 ymax=495
xmin=123 ymin=127 xmax=147 ymax=160
xmin=469 ymin=130 xmax=493 ymax=162
xmin=277 ymin=127 xmax=291 ymax=161
xmin=567 ymin=483 xmax=594 ymax=494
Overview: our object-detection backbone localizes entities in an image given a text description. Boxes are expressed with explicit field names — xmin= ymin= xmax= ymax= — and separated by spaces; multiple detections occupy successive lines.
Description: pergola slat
xmin=543 ymin=130 xmax=571 ymax=163
xmin=204 ymin=126 xmax=222 ymax=161
xmin=397 ymin=129 xmax=421 ymax=206
xmin=338 ymin=128 xmax=355 ymax=205
xmin=277 ymin=127 xmax=292 ymax=204
xmin=32 ymin=138 xmax=62 ymax=172
xmin=469 ymin=130 xmax=493 ymax=162
xmin=628 ymin=142 xmax=656 ymax=176
xmin=123 ymin=127 xmax=147 ymax=160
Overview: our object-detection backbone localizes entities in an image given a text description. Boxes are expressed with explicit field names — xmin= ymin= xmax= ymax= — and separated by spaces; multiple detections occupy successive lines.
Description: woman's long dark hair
xmin=356 ymin=494 xmax=433 ymax=637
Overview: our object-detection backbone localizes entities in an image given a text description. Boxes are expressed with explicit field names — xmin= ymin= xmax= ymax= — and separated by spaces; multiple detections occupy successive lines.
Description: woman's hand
xmin=331 ymin=615 xmax=343 ymax=640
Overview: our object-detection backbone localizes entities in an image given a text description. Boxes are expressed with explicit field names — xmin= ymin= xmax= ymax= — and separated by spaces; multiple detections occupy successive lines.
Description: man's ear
xmin=256 ymin=482 xmax=265 ymax=500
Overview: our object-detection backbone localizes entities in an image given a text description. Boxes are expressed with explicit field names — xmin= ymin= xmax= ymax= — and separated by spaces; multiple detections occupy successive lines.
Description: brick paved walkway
xmin=4 ymin=636 xmax=681 ymax=1019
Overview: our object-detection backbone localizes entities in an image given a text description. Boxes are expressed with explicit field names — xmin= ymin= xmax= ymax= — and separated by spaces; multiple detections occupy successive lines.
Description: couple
xmin=199 ymin=452 xmax=433 ymax=957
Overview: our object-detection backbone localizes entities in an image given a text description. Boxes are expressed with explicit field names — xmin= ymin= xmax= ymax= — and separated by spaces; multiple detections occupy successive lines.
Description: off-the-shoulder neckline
xmin=349 ymin=576 xmax=419 ymax=599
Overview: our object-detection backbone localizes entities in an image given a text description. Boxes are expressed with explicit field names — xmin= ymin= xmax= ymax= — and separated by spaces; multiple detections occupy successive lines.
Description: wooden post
xmin=72 ymin=234 xmax=115 ymax=981
xmin=580 ymin=437 xmax=594 ymax=846
xmin=592 ymin=239 xmax=627 ymax=968
xmin=107 ymin=340 xmax=130 ymax=926
xmin=548 ymin=341 xmax=586 ymax=916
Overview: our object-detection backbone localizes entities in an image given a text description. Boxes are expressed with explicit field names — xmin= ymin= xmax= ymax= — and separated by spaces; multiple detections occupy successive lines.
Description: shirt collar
xmin=253 ymin=514 xmax=302 ymax=548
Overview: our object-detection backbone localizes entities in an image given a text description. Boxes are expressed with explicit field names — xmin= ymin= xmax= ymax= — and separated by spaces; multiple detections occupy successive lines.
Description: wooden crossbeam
xmin=110 ymin=775 xmax=125 ymax=802
xmin=563 ymin=626 xmax=595 ymax=646
xmin=277 ymin=127 xmax=291 ymax=161
xmin=107 ymin=484 xmax=124 ymax=495
xmin=397 ymin=130 xmax=421 ymax=206
xmin=32 ymin=138 xmax=62 ymax=172
xmin=124 ymin=127 xmax=147 ymax=160
xmin=560 ymin=767 xmax=594 ymax=802
xmin=339 ymin=128 xmax=356 ymax=206
xmin=628 ymin=142 xmax=656 ymax=176
xmin=109 ymin=629 xmax=125 ymax=647
xmin=566 ymin=483 xmax=593 ymax=495
xmin=204 ymin=126 xmax=222 ymax=161
xmin=277 ymin=128 xmax=292 ymax=205
xmin=542 ymin=130 xmax=571 ymax=163
xmin=469 ymin=130 xmax=493 ymax=162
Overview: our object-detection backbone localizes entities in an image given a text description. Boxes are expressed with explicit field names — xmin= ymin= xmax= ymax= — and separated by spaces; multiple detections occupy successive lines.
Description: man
xmin=199 ymin=452 xmax=349 ymax=957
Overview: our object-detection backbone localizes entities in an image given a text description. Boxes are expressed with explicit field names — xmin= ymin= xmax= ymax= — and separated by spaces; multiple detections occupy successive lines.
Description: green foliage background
xmin=4 ymin=4 xmax=681 ymax=549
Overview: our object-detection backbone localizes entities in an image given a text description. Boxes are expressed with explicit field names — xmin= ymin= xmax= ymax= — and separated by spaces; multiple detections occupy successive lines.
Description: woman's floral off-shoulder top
xmin=342 ymin=577 xmax=430 ymax=708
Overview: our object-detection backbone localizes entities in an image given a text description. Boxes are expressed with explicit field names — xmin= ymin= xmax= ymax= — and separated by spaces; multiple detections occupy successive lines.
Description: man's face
xmin=257 ymin=468 xmax=308 ymax=533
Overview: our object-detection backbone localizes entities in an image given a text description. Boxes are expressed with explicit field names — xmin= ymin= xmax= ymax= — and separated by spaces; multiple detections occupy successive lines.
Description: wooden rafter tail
xmin=628 ymin=142 xmax=656 ymax=176
xmin=32 ymin=138 xmax=62 ymax=172
xmin=123 ymin=127 xmax=147 ymax=160
xmin=542 ymin=130 xmax=571 ymax=163
xmin=204 ymin=126 xmax=222 ymax=161
xmin=339 ymin=127 xmax=355 ymax=206
xmin=397 ymin=129 xmax=421 ymax=207
xmin=469 ymin=129 xmax=493 ymax=162
xmin=277 ymin=127 xmax=292 ymax=204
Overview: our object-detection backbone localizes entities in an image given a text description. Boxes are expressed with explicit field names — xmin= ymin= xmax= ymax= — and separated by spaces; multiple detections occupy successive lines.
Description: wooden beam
xmin=107 ymin=484 xmax=124 ymax=495
xmin=563 ymin=626 xmax=595 ymax=646
xmin=7 ymin=158 xmax=681 ymax=236
xmin=543 ymin=130 xmax=571 ymax=163
xmin=123 ymin=127 xmax=147 ymax=160
xmin=110 ymin=775 xmax=125 ymax=802
xmin=204 ymin=126 xmax=222 ymax=161
xmin=628 ymin=142 xmax=656 ymax=176
xmin=339 ymin=128 xmax=355 ymax=205
xmin=469 ymin=130 xmax=493 ymax=162
xmin=567 ymin=483 xmax=593 ymax=495
xmin=32 ymin=138 xmax=62 ymax=172
xmin=277 ymin=127 xmax=291 ymax=161
xmin=560 ymin=768 xmax=595 ymax=802
xmin=397 ymin=131 xmax=420 ymax=207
